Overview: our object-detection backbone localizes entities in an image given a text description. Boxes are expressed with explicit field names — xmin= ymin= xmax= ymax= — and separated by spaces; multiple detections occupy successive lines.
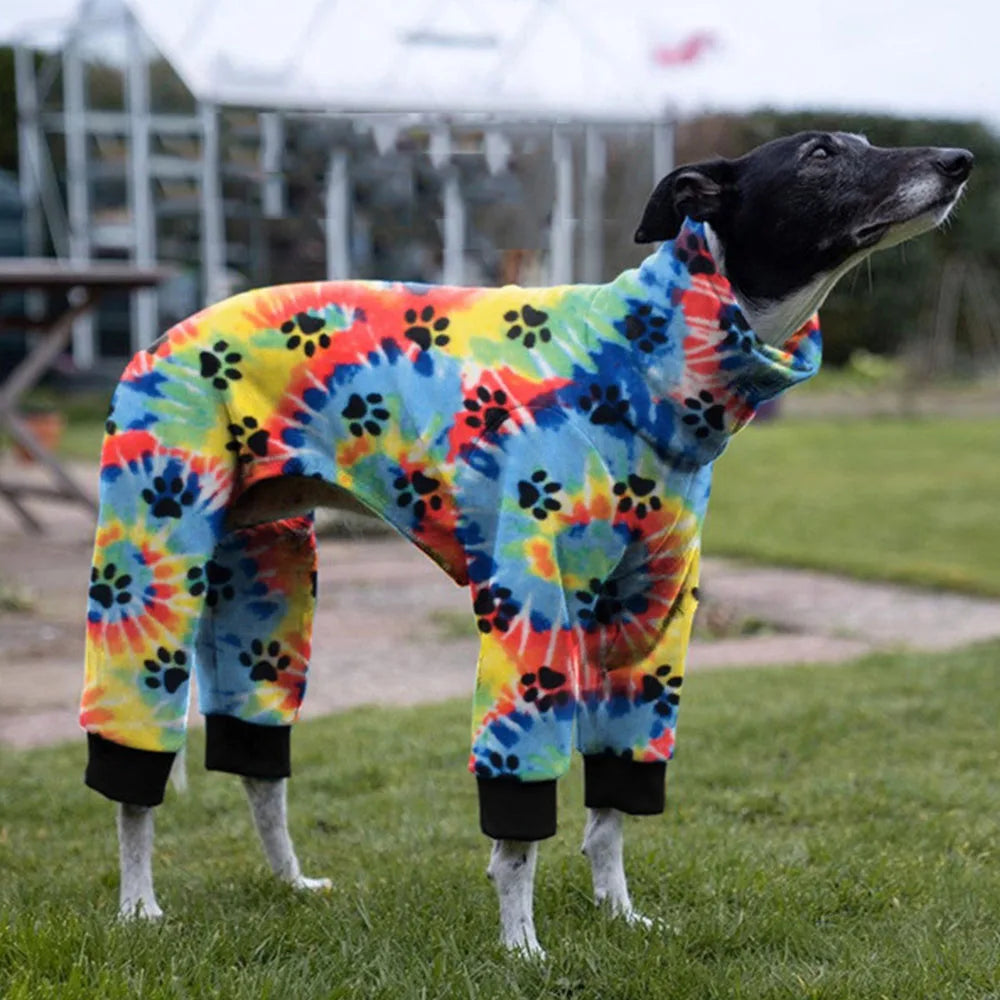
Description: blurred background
xmin=2 ymin=0 xmax=1000 ymax=381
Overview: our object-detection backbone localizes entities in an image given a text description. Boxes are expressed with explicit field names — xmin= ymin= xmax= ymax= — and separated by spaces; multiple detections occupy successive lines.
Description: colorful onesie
xmin=81 ymin=222 xmax=822 ymax=839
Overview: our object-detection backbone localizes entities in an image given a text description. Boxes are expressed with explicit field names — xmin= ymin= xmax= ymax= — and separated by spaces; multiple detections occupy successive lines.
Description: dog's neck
xmin=702 ymin=222 xmax=833 ymax=348
xmin=604 ymin=220 xmax=822 ymax=466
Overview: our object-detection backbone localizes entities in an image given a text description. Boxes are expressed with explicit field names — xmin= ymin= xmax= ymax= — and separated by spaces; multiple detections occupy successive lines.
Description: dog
xmin=80 ymin=131 xmax=971 ymax=956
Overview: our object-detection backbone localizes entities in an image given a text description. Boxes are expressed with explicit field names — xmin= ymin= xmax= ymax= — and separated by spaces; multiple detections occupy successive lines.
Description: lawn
xmin=706 ymin=416 xmax=1000 ymax=595
xmin=2 ymin=642 xmax=998 ymax=999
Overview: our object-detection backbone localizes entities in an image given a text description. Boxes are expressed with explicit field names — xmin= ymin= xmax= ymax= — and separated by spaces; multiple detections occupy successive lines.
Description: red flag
xmin=652 ymin=31 xmax=716 ymax=67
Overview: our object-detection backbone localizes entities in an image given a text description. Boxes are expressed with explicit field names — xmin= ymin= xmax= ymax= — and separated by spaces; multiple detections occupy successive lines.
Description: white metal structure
xmin=5 ymin=0 xmax=693 ymax=363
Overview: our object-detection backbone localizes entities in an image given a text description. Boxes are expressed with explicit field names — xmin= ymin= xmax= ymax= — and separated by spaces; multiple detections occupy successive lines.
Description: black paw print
xmin=473 ymin=583 xmax=520 ymax=634
xmin=403 ymin=305 xmax=450 ymax=351
xmin=186 ymin=560 xmax=235 ymax=607
xmin=488 ymin=751 xmax=520 ymax=775
xmin=612 ymin=474 xmax=663 ymax=520
xmin=644 ymin=664 xmax=683 ymax=717
xmin=674 ymin=231 xmax=716 ymax=276
xmin=681 ymin=390 xmax=726 ymax=439
xmin=342 ymin=392 xmax=390 ymax=437
xmin=519 ymin=666 xmax=570 ymax=712
xmin=517 ymin=469 xmax=562 ymax=521
xmin=622 ymin=304 xmax=669 ymax=354
xmin=463 ymin=386 xmax=510 ymax=433
xmin=280 ymin=312 xmax=330 ymax=357
xmin=141 ymin=476 xmax=196 ymax=519
xmin=503 ymin=304 xmax=552 ymax=349
xmin=579 ymin=383 xmax=629 ymax=426
xmin=199 ymin=340 xmax=243 ymax=390
xmin=239 ymin=639 xmax=292 ymax=683
xmin=576 ymin=577 xmax=624 ymax=627
xmin=393 ymin=470 xmax=444 ymax=521
xmin=225 ymin=417 xmax=270 ymax=465
xmin=89 ymin=563 xmax=133 ymax=610
xmin=474 ymin=751 xmax=521 ymax=778
xmin=719 ymin=304 xmax=754 ymax=353
xmin=143 ymin=647 xmax=189 ymax=694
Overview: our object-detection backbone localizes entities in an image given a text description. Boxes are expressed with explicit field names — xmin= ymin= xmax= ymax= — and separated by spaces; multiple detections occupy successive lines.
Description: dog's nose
xmin=934 ymin=148 xmax=974 ymax=180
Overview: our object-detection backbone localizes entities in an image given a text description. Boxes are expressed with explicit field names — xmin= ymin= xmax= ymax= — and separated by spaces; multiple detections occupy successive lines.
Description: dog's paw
xmin=501 ymin=931 xmax=547 ymax=961
xmin=290 ymin=875 xmax=332 ymax=892
xmin=118 ymin=897 xmax=163 ymax=921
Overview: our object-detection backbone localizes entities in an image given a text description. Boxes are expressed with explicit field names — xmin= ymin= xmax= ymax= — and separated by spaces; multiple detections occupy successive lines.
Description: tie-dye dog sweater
xmin=82 ymin=221 xmax=821 ymax=837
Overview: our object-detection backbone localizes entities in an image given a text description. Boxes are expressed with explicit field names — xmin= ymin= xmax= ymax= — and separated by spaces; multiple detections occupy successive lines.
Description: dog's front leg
xmin=581 ymin=808 xmax=653 ymax=928
xmin=242 ymin=777 xmax=331 ymax=891
xmin=486 ymin=839 xmax=545 ymax=958
xmin=117 ymin=804 xmax=162 ymax=919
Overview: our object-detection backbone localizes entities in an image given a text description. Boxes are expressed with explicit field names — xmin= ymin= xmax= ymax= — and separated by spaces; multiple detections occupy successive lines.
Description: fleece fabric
xmin=81 ymin=221 xmax=822 ymax=822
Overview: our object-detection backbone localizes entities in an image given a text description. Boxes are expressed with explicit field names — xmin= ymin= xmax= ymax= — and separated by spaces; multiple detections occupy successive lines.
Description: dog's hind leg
xmin=196 ymin=517 xmax=330 ymax=891
xmin=117 ymin=804 xmax=162 ymax=919
xmin=487 ymin=840 xmax=544 ymax=958
xmin=581 ymin=808 xmax=652 ymax=928
xmin=242 ymin=777 xmax=331 ymax=891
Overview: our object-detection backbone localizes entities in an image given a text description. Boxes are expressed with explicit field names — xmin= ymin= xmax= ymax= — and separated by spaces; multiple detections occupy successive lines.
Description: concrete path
xmin=2 ymin=457 xmax=999 ymax=750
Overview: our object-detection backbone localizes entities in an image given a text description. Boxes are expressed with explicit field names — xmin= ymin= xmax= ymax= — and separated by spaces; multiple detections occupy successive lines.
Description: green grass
xmin=706 ymin=416 xmax=1000 ymax=595
xmin=2 ymin=643 xmax=999 ymax=999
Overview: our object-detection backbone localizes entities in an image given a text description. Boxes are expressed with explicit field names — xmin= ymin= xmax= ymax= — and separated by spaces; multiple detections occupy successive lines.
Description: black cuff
xmin=477 ymin=776 xmax=557 ymax=841
xmin=584 ymin=755 xmax=666 ymax=815
xmin=205 ymin=714 xmax=291 ymax=780
xmin=84 ymin=732 xmax=176 ymax=807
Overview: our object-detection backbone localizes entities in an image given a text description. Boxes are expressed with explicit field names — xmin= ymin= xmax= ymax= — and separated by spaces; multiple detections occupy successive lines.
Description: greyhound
xmin=84 ymin=131 xmax=971 ymax=956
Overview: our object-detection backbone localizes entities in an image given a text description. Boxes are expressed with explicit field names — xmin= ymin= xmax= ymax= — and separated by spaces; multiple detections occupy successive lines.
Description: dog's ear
xmin=634 ymin=159 xmax=733 ymax=244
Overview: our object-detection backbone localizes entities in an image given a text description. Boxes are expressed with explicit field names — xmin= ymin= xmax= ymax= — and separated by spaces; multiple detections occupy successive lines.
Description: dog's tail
xmin=169 ymin=744 xmax=188 ymax=794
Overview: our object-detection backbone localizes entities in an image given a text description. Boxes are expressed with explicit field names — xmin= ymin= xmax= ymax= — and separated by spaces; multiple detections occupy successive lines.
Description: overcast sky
xmin=2 ymin=0 xmax=997 ymax=125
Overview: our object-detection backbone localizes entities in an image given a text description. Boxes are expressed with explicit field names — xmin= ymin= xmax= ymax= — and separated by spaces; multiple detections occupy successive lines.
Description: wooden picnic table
xmin=0 ymin=260 xmax=168 ymax=532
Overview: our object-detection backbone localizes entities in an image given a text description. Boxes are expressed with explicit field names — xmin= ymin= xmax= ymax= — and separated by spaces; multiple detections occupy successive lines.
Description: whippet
xmin=81 ymin=131 xmax=971 ymax=955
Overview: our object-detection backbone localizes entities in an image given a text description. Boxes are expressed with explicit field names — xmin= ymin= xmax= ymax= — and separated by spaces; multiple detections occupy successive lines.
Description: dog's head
xmin=635 ymin=131 xmax=973 ymax=343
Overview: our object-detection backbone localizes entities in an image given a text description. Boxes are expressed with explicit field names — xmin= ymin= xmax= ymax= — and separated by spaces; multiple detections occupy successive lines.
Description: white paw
xmin=118 ymin=897 xmax=163 ymax=921
xmin=502 ymin=933 xmax=547 ymax=961
xmin=620 ymin=908 xmax=655 ymax=930
xmin=290 ymin=874 xmax=332 ymax=892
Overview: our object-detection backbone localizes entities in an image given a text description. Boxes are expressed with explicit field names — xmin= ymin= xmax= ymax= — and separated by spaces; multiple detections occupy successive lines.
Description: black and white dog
xmin=113 ymin=131 xmax=970 ymax=955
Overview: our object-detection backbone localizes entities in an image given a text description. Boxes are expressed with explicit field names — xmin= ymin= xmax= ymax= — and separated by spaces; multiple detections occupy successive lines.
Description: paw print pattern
xmin=719 ymin=304 xmax=754 ymax=353
xmin=643 ymin=664 xmax=683 ymax=718
xmin=143 ymin=647 xmax=190 ymax=694
xmin=674 ymin=230 xmax=716 ymax=276
xmin=342 ymin=392 xmax=390 ymax=437
xmin=503 ymin=304 xmax=552 ymax=349
xmin=186 ymin=560 xmax=235 ymax=607
xmin=394 ymin=470 xmax=444 ymax=521
xmin=89 ymin=563 xmax=133 ymax=610
xmin=575 ymin=577 xmax=647 ymax=628
xmin=612 ymin=474 xmax=662 ymax=520
xmin=280 ymin=312 xmax=330 ymax=357
xmin=681 ymin=390 xmax=726 ymax=439
xmin=473 ymin=583 xmax=520 ymax=634
xmin=225 ymin=416 xmax=270 ymax=465
xmin=519 ymin=666 xmax=570 ymax=712
xmin=517 ymin=469 xmax=562 ymax=521
xmin=403 ymin=305 xmax=450 ymax=351
xmin=238 ymin=639 xmax=292 ymax=682
xmin=579 ymin=383 xmax=629 ymax=426
xmin=199 ymin=340 xmax=243 ymax=390
xmin=486 ymin=751 xmax=520 ymax=775
xmin=622 ymin=304 xmax=669 ymax=354
xmin=463 ymin=386 xmax=510 ymax=433
xmin=141 ymin=476 xmax=196 ymax=519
